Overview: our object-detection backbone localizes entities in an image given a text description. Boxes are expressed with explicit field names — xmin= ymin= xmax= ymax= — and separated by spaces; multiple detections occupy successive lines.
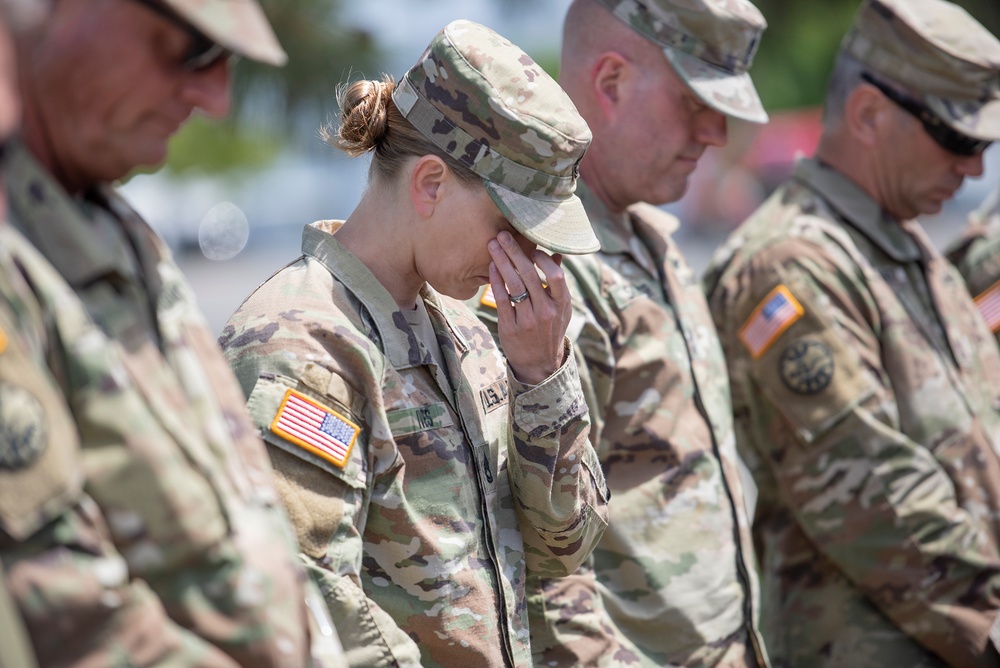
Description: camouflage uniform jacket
xmin=704 ymin=158 xmax=1000 ymax=668
xmin=946 ymin=186 xmax=1000 ymax=349
xmin=474 ymin=182 xmax=767 ymax=667
xmin=220 ymin=220 xmax=609 ymax=668
xmin=6 ymin=143 xmax=330 ymax=667
xmin=0 ymin=223 xmax=245 ymax=666
xmin=0 ymin=561 xmax=36 ymax=668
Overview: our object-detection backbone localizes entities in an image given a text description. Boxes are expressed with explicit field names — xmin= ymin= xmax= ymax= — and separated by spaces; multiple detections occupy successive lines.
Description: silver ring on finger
xmin=509 ymin=290 xmax=530 ymax=304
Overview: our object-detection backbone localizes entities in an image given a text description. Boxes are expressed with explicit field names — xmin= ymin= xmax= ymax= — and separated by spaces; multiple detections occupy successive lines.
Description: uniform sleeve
xmin=469 ymin=280 xmax=615 ymax=453
xmin=947 ymin=223 xmax=1000 ymax=351
xmin=226 ymin=328 xmax=422 ymax=668
xmin=714 ymin=241 xmax=1000 ymax=668
xmin=506 ymin=338 xmax=610 ymax=578
xmin=526 ymin=564 xmax=645 ymax=667
xmin=0 ymin=296 xmax=230 ymax=668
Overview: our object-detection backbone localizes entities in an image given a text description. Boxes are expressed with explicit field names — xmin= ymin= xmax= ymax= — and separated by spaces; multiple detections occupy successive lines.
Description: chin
xmin=127 ymin=142 xmax=170 ymax=175
xmin=917 ymin=200 xmax=945 ymax=217
xmin=430 ymin=280 xmax=479 ymax=301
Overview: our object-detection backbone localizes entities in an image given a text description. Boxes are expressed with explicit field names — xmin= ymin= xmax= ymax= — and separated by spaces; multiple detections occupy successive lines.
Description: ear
xmin=408 ymin=155 xmax=449 ymax=218
xmin=591 ymin=51 xmax=632 ymax=121
xmin=845 ymin=83 xmax=891 ymax=148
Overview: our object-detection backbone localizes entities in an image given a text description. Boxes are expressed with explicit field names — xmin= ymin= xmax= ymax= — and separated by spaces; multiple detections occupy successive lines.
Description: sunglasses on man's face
xmin=861 ymin=73 xmax=992 ymax=157
xmin=129 ymin=0 xmax=233 ymax=71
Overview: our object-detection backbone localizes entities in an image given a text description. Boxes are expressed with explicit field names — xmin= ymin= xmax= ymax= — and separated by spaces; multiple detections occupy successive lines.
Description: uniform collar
xmin=793 ymin=158 xmax=922 ymax=263
xmin=301 ymin=220 xmax=470 ymax=371
xmin=579 ymin=180 xmax=632 ymax=256
xmin=6 ymin=140 xmax=137 ymax=287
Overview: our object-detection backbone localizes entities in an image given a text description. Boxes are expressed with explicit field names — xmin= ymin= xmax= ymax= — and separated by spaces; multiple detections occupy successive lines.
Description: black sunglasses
xmin=130 ymin=0 xmax=233 ymax=71
xmin=861 ymin=73 xmax=991 ymax=157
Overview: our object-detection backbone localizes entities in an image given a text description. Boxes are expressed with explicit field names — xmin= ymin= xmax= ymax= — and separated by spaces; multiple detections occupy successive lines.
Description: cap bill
xmin=926 ymin=94 xmax=1000 ymax=142
xmin=164 ymin=0 xmax=288 ymax=66
xmin=484 ymin=181 xmax=600 ymax=255
xmin=664 ymin=47 xmax=768 ymax=124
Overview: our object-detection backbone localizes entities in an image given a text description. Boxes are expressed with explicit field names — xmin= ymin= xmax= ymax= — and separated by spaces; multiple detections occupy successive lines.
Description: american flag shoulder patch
xmin=480 ymin=285 xmax=497 ymax=309
xmin=739 ymin=285 xmax=805 ymax=360
xmin=974 ymin=279 xmax=1000 ymax=333
xmin=270 ymin=389 xmax=360 ymax=469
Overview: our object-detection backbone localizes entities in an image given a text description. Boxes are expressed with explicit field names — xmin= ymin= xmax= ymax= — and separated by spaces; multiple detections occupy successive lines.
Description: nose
xmin=955 ymin=151 xmax=985 ymax=178
xmin=695 ymin=108 xmax=728 ymax=149
xmin=180 ymin=60 xmax=232 ymax=119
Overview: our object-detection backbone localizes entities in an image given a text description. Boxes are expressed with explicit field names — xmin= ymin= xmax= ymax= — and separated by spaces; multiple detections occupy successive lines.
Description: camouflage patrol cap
xmin=162 ymin=0 xmax=287 ymax=66
xmin=392 ymin=20 xmax=599 ymax=255
xmin=595 ymin=0 xmax=768 ymax=124
xmin=843 ymin=0 xmax=1000 ymax=140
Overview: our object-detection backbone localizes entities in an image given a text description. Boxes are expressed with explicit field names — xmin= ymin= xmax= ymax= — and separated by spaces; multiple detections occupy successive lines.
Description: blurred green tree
xmin=163 ymin=0 xmax=381 ymax=175
xmin=751 ymin=0 xmax=1000 ymax=110
xmin=162 ymin=0 xmax=1000 ymax=175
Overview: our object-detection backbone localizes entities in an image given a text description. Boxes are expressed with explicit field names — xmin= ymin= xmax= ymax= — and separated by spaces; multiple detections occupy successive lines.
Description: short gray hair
xmin=823 ymin=51 xmax=867 ymax=129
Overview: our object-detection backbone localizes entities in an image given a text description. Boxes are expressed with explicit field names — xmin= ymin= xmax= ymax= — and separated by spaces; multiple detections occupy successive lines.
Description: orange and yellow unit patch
xmin=480 ymin=285 xmax=497 ymax=309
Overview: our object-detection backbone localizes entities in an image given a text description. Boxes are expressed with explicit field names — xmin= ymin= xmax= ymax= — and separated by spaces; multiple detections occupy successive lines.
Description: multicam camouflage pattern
xmin=392 ymin=19 xmax=598 ymax=255
xmin=842 ymin=0 xmax=1000 ymax=139
xmin=704 ymin=158 xmax=1000 ymax=667
xmin=0 ymin=562 xmax=36 ymax=668
xmin=948 ymin=185 xmax=1000 ymax=348
xmin=472 ymin=182 xmax=767 ymax=667
xmin=0 ymin=223 xmax=237 ymax=666
xmin=164 ymin=0 xmax=287 ymax=66
xmin=594 ymin=0 xmax=769 ymax=123
xmin=220 ymin=220 xmax=609 ymax=668
xmin=4 ymin=143 xmax=343 ymax=666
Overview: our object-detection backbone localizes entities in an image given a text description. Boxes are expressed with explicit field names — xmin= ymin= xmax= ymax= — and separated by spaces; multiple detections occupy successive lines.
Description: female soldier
xmin=220 ymin=20 xmax=608 ymax=668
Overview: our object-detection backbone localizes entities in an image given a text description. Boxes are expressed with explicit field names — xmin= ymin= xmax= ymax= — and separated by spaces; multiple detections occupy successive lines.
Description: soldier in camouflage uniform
xmin=3 ymin=0 xmax=345 ymax=664
xmin=0 ymin=563 xmax=35 ymax=668
xmin=0 ymin=2 xmax=195 ymax=665
xmin=220 ymin=20 xmax=610 ymax=668
xmin=474 ymin=1 xmax=770 ymax=665
xmin=704 ymin=1 xmax=1000 ymax=665
xmin=947 ymin=186 xmax=1000 ymax=348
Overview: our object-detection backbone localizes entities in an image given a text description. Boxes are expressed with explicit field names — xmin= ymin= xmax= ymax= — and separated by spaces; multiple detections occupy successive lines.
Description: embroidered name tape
xmin=386 ymin=403 xmax=454 ymax=437
xmin=480 ymin=285 xmax=497 ymax=310
xmin=739 ymin=285 xmax=804 ymax=360
xmin=974 ymin=279 xmax=1000 ymax=333
xmin=271 ymin=389 xmax=360 ymax=469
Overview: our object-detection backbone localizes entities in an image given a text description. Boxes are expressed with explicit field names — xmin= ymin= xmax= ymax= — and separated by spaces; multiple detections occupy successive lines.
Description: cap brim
xmin=165 ymin=0 xmax=288 ymax=66
xmin=484 ymin=181 xmax=599 ymax=255
xmin=927 ymin=95 xmax=1000 ymax=142
xmin=663 ymin=48 xmax=768 ymax=125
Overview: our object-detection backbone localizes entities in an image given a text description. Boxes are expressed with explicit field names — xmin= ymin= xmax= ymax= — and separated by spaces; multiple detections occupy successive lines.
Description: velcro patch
xmin=0 ymin=382 xmax=47 ymax=470
xmin=386 ymin=403 xmax=454 ymax=437
xmin=780 ymin=339 xmax=835 ymax=395
xmin=271 ymin=389 xmax=360 ymax=469
xmin=740 ymin=285 xmax=804 ymax=359
xmin=974 ymin=279 xmax=1000 ymax=333
xmin=480 ymin=285 xmax=497 ymax=310
xmin=480 ymin=379 xmax=509 ymax=414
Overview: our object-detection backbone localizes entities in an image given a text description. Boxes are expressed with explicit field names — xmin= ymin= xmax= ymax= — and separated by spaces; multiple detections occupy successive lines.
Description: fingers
xmin=490 ymin=232 xmax=545 ymax=300
xmin=489 ymin=261 xmax=515 ymax=322
xmin=531 ymin=250 xmax=568 ymax=304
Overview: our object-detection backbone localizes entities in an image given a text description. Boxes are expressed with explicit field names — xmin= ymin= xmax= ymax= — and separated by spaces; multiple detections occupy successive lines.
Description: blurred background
xmin=120 ymin=0 xmax=1000 ymax=334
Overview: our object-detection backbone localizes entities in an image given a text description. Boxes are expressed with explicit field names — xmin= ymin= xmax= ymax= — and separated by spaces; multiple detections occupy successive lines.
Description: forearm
xmin=507 ymin=341 xmax=609 ymax=576
xmin=767 ymin=401 xmax=1000 ymax=667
